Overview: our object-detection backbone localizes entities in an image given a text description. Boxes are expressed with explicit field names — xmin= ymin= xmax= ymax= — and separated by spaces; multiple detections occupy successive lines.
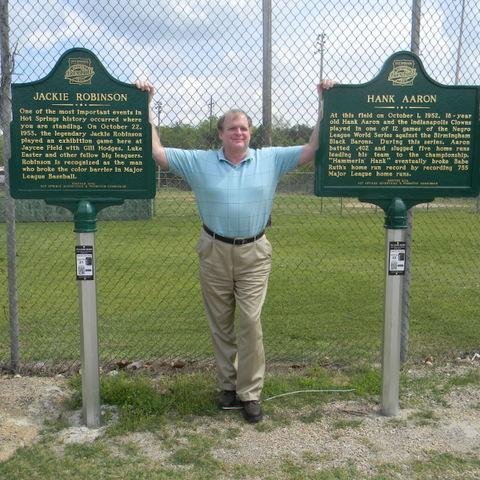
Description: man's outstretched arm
xmin=298 ymin=79 xmax=337 ymax=166
xmin=135 ymin=80 xmax=169 ymax=171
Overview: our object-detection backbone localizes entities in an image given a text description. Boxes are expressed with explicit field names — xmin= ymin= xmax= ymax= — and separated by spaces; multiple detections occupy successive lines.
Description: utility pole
xmin=208 ymin=95 xmax=214 ymax=148
xmin=154 ymin=100 xmax=163 ymax=127
xmin=153 ymin=100 xmax=163 ymax=188
xmin=400 ymin=0 xmax=422 ymax=364
xmin=315 ymin=33 xmax=326 ymax=212
xmin=454 ymin=0 xmax=466 ymax=85
xmin=262 ymin=0 xmax=272 ymax=147
xmin=315 ymin=32 xmax=326 ymax=82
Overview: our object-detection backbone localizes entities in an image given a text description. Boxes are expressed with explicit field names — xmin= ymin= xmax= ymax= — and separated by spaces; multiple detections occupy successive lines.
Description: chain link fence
xmin=1 ymin=0 xmax=479 ymax=373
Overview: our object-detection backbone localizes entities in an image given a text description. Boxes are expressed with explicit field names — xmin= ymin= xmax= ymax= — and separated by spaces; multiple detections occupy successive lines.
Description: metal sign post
xmin=50 ymin=198 xmax=122 ymax=428
xmin=380 ymin=198 xmax=407 ymax=416
xmin=74 ymin=200 xmax=101 ymax=427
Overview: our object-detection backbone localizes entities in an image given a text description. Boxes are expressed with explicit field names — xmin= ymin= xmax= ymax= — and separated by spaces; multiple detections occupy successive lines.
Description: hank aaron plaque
xmin=315 ymin=51 xmax=480 ymax=201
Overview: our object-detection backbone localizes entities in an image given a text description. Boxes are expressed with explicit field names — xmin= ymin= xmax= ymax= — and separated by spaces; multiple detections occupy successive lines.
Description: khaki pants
xmin=197 ymin=229 xmax=272 ymax=401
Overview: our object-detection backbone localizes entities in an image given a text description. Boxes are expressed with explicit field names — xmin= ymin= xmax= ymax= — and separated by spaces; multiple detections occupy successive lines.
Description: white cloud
xmin=7 ymin=0 xmax=479 ymax=125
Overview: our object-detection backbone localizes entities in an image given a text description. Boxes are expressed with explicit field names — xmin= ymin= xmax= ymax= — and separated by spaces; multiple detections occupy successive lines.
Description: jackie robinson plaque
xmin=10 ymin=48 xmax=155 ymax=200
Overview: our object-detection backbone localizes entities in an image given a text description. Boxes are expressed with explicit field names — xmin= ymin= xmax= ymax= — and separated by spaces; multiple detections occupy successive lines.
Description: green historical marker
xmin=10 ymin=48 xmax=155 ymax=202
xmin=9 ymin=48 xmax=156 ymax=428
xmin=315 ymin=51 xmax=479 ymax=417
xmin=315 ymin=51 xmax=480 ymax=205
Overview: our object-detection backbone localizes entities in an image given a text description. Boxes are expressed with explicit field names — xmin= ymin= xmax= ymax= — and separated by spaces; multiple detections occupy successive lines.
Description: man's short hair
xmin=217 ymin=109 xmax=253 ymax=131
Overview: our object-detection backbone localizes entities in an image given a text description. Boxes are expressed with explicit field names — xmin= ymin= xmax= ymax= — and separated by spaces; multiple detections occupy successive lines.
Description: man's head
xmin=217 ymin=110 xmax=252 ymax=155
xmin=217 ymin=109 xmax=253 ymax=132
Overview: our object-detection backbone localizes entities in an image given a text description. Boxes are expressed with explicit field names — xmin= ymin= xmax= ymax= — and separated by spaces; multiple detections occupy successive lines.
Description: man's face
xmin=218 ymin=113 xmax=251 ymax=152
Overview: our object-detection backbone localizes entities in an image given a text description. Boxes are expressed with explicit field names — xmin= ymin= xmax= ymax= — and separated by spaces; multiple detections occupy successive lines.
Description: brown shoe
xmin=242 ymin=400 xmax=263 ymax=423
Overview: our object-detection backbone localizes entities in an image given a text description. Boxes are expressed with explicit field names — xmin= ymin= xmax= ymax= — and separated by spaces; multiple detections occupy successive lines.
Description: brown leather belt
xmin=203 ymin=224 xmax=265 ymax=245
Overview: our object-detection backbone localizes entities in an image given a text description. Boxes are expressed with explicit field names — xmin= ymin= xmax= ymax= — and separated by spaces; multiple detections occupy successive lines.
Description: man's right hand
xmin=134 ymin=80 xmax=168 ymax=170
xmin=135 ymin=79 xmax=156 ymax=103
xmin=135 ymin=80 xmax=158 ymax=128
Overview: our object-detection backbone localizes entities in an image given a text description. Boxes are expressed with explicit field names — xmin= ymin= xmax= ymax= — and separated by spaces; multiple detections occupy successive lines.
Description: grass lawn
xmin=0 ymin=192 xmax=479 ymax=368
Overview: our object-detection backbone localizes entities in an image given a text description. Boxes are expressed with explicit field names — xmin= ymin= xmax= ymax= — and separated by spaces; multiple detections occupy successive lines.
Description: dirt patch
xmin=211 ymin=390 xmax=480 ymax=475
xmin=0 ymin=375 xmax=71 ymax=462
xmin=1 ymin=364 xmax=479 ymax=475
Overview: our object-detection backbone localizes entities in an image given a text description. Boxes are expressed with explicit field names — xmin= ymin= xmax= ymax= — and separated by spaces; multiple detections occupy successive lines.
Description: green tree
xmin=286 ymin=124 xmax=312 ymax=145
xmin=0 ymin=134 xmax=3 ymax=166
xmin=159 ymin=123 xmax=201 ymax=149
xmin=250 ymin=125 xmax=264 ymax=148
xmin=159 ymin=118 xmax=222 ymax=150
xmin=251 ymin=115 xmax=314 ymax=148
xmin=196 ymin=118 xmax=221 ymax=150
xmin=158 ymin=118 xmax=314 ymax=151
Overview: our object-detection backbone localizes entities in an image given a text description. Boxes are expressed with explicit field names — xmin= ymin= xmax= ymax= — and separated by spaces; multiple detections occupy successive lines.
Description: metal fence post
xmin=262 ymin=0 xmax=272 ymax=147
xmin=400 ymin=0 xmax=422 ymax=364
xmin=0 ymin=0 xmax=20 ymax=373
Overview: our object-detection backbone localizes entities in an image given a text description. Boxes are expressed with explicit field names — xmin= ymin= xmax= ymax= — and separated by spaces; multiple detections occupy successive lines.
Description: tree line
xmin=158 ymin=117 xmax=313 ymax=150
xmin=0 ymin=118 xmax=314 ymax=167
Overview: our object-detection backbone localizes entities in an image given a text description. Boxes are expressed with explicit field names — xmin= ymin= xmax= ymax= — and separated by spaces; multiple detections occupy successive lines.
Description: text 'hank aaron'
xmin=367 ymin=94 xmax=437 ymax=104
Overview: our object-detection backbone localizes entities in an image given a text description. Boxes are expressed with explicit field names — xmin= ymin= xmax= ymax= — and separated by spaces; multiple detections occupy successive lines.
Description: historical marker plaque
xmin=10 ymin=48 xmax=155 ymax=200
xmin=315 ymin=51 xmax=480 ymax=201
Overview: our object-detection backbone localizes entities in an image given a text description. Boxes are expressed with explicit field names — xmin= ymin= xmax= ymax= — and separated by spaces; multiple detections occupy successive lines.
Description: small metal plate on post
xmin=76 ymin=245 xmax=94 ymax=280
xmin=388 ymin=241 xmax=406 ymax=275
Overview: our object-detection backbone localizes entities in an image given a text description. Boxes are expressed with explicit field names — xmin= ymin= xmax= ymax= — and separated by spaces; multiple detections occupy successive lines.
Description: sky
xmin=7 ymin=0 xmax=480 ymax=126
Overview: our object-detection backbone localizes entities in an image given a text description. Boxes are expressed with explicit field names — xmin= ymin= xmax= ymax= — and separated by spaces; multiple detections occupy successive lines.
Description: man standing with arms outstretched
xmin=136 ymin=79 xmax=336 ymax=422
